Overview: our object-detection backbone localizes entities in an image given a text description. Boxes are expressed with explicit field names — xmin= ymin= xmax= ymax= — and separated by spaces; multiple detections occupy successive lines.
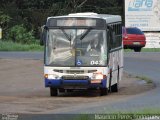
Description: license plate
xmin=133 ymin=42 xmax=140 ymax=45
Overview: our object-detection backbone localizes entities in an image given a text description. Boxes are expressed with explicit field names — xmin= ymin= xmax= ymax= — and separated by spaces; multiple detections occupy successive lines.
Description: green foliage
xmin=0 ymin=41 xmax=43 ymax=51
xmin=0 ymin=11 xmax=11 ymax=26
xmin=7 ymin=24 xmax=38 ymax=44
xmin=0 ymin=0 xmax=123 ymax=46
xmin=124 ymin=48 xmax=160 ymax=52
xmin=135 ymin=75 xmax=152 ymax=84
xmin=0 ymin=11 xmax=11 ymax=32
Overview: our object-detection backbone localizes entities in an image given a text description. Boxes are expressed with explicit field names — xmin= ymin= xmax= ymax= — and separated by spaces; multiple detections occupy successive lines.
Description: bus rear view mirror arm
xmin=40 ymin=25 xmax=47 ymax=46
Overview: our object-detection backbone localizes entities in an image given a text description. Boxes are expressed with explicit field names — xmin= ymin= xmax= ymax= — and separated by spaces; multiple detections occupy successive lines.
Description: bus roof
xmin=47 ymin=12 xmax=121 ymax=24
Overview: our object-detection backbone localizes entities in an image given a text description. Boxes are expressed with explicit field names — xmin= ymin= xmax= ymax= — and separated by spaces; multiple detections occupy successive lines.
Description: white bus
xmin=41 ymin=13 xmax=123 ymax=96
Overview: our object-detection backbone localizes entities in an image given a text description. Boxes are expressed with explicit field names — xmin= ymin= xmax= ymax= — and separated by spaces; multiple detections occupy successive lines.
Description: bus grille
xmin=62 ymin=75 xmax=89 ymax=80
xmin=53 ymin=69 xmax=97 ymax=74
xmin=66 ymin=70 xmax=84 ymax=74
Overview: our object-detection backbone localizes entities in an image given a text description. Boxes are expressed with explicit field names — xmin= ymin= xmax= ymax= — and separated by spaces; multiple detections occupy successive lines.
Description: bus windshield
xmin=45 ymin=28 xmax=108 ymax=67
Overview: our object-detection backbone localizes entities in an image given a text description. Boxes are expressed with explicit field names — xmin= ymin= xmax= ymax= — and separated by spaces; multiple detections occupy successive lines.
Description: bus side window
xmin=110 ymin=23 xmax=122 ymax=48
xmin=107 ymin=25 xmax=116 ymax=50
xmin=107 ymin=29 xmax=112 ymax=50
xmin=112 ymin=31 xmax=116 ymax=46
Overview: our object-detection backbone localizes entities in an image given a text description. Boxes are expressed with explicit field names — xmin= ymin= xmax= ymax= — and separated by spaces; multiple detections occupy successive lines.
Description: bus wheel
xmin=111 ymin=69 xmax=119 ymax=92
xmin=50 ymin=87 xmax=58 ymax=96
xmin=111 ymin=83 xmax=118 ymax=92
xmin=100 ymin=88 xmax=108 ymax=96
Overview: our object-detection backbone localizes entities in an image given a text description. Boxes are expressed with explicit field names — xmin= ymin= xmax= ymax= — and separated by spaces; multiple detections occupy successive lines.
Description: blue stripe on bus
xmin=102 ymin=79 xmax=107 ymax=88
xmin=45 ymin=78 xmax=107 ymax=88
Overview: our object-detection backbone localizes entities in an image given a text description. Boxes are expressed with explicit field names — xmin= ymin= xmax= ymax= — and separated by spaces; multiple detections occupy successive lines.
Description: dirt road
xmin=0 ymin=59 xmax=154 ymax=113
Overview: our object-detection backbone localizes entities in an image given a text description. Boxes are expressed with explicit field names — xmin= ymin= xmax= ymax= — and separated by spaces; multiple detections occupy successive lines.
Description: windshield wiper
xmin=61 ymin=28 xmax=71 ymax=41
xmin=60 ymin=27 xmax=93 ymax=41
xmin=80 ymin=27 xmax=93 ymax=40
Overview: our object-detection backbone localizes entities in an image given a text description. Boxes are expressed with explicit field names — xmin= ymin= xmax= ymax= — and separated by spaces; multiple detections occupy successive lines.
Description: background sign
xmin=144 ymin=32 xmax=160 ymax=48
xmin=125 ymin=0 xmax=160 ymax=31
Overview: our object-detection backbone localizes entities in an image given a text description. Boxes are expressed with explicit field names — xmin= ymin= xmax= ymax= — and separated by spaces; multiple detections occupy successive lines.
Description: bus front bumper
xmin=45 ymin=78 xmax=107 ymax=89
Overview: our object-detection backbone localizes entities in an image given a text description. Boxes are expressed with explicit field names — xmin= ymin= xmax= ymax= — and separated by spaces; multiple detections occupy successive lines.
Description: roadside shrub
xmin=0 ymin=41 xmax=43 ymax=51
xmin=7 ymin=24 xmax=38 ymax=44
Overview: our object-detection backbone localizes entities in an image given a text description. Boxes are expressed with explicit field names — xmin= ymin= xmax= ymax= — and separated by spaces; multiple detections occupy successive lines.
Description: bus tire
xmin=111 ymin=83 xmax=118 ymax=92
xmin=100 ymin=88 xmax=108 ymax=96
xmin=111 ymin=69 xmax=119 ymax=92
xmin=59 ymin=88 xmax=65 ymax=93
xmin=109 ymin=70 xmax=112 ymax=92
xmin=50 ymin=87 xmax=58 ymax=96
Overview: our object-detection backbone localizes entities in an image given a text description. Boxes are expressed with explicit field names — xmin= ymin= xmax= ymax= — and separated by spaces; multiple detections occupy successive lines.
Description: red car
xmin=122 ymin=27 xmax=146 ymax=52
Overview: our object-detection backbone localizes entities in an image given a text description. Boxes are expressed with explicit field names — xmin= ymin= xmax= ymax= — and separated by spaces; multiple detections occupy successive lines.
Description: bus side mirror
xmin=40 ymin=25 xmax=47 ymax=46
xmin=107 ymin=31 xmax=112 ymax=51
xmin=112 ymin=32 xmax=116 ymax=43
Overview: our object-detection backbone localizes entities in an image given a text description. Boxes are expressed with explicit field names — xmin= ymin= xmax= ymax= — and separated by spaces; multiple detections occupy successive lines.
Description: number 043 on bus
xmin=40 ymin=12 xmax=123 ymax=96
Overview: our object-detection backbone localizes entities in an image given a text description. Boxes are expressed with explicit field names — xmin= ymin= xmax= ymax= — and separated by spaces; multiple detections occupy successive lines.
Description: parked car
xmin=122 ymin=27 xmax=146 ymax=52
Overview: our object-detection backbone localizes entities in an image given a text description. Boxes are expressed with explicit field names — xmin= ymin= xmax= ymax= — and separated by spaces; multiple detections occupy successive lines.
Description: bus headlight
xmin=45 ymin=74 xmax=60 ymax=79
xmin=95 ymin=74 xmax=104 ymax=79
xmin=44 ymin=74 xmax=48 ymax=78
xmin=92 ymin=72 xmax=106 ymax=80
xmin=92 ymin=73 xmax=103 ymax=80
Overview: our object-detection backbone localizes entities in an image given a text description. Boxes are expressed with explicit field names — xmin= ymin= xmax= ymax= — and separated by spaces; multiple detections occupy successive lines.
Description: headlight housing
xmin=92 ymin=72 xmax=106 ymax=80
xmin=45 ymin=74 xmax=60 ymax=79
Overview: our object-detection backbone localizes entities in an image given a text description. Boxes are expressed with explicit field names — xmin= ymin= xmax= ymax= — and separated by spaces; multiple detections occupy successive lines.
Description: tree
xmin=0 ymin=0 xmax=123 ymax=40
xmin=0 ymin=11 xmax=11 ymax=30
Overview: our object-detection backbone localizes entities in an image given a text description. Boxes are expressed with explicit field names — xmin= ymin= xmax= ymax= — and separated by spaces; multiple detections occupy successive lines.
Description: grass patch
xmin=141 ymin=48 xmax=160 ymax=52
xmin=75 ymin=114 xmax=91 ymax=120
xmin=74 ymin=108 xmax=160 ymax=120
xmin=135 ymin=75 xmax=152 ymax=84
xmin=115 ymin=108 xmax=160 ymax=115
xmin=0 ymin=41 xmax=43 ymax=51
xmin=124 ymin=48 xmax=160 ymax=52
xmin=112 ymin=109 xmax=160 ymax=120
xmin=136 ymin=108 xmax=160 ymax=114
xmin=124 ymin=49 xmax=133 ymax=52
